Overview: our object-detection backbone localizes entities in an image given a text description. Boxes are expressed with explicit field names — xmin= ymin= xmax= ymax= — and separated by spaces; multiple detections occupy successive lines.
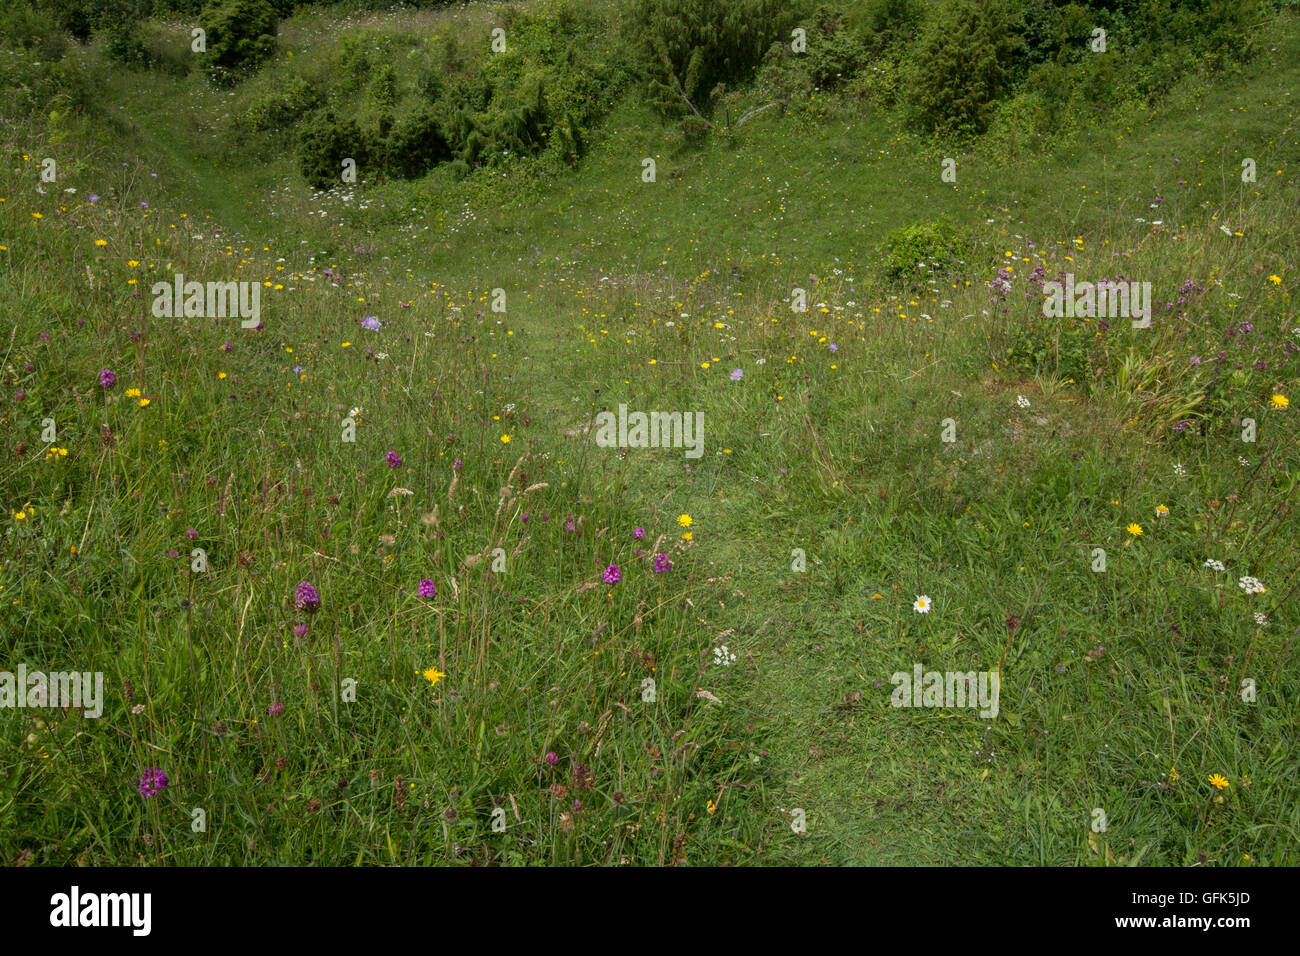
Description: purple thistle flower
xmin=137 ymin=767 xmax=169 ymax=798
xmin=385 ymin=451 xmax=403 ymax=468
xmin=418 ymin=578 xmax=437 ymax=598
xmin=99 ymin=369 xmax=116 ymax=389
xmin=633 ymin=527 xmax=645 ymax=539
xmin=653 ymin=553 xmax=672 ymax=574
xmin=294 ymin=581 xmax=321 ymax=614
xmin=267 ymin=702 xmax=285 ymax=717
xmin=603 ymin=564 xmax=621 ymax=585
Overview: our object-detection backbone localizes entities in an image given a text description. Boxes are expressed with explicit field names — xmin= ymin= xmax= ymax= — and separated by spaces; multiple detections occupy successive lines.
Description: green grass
xmin=1 ymin=2 xmax=1298 ymax=866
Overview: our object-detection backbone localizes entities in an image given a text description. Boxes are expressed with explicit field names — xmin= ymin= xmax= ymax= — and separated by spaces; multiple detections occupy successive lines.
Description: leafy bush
xmin=877 ymin=218 xmax=969 ymax=287
xmin=296 ymin=109 xmax=370 ymax=189
xmin=199 ymin=0 xmax=278 ymax=86
xmin=626 ymin=0 xmax=791 ymax=117
xmin=906 ymin=0 xmax=1023 ymax=135
xmin=243 ymin=77 xmax=319 ymax=131
xmin=381 ymin=105 xmax=453 ymax=179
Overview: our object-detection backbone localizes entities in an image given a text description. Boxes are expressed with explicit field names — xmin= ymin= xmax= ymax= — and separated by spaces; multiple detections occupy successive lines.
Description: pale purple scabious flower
xmin=99 ymin=368 xmax=116 ymax=389
xmin=633 ymin=527 xmax=645 ymax=539
xmin=730 ymin=368 xmax=743 ymax=381
xmin=828 ymin=343 xmax=838 ymax=352
xmin=418 ymin=578 xmax=437 ymax=598
xmin=268 ymin=702 xmax=285 ymax=717
xmin=603 ymin=564 xmax=621 ymax=585
xmin=294 ymin=581 xmax=321 ymax=614
xmin=653 ymin=553 xmax=672 ymax=573
xmin=386 ymin=451 xmax=402 ymax=468
xmin=361 ymin=316 xmax=381 ymax=331
xmin=137 ymin=768 xmax=169 ymax=798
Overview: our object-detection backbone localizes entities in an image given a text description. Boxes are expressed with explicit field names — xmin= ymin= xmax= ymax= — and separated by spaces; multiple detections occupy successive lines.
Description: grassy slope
xmin=1 ymin=4 xmax=1298 ymax=865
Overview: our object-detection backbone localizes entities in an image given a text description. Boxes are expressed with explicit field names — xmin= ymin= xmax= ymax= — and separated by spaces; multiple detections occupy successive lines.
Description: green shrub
xmin=877 ymin=218 xmax=969 ymax=287
xmin=296 ymin=109 xmax=370 ymax=189
xmin=381 ymin=105 xmax=453 ymax=179
xmin=625 ymin=0 xmax=791 ymax=118
xmin=199 ymin=0 xmax=278 ymax=86
xmin=906 ymin=0 xmax=1023 ymax=135
xmin=243 ymin=77 xmax=318 ymax=131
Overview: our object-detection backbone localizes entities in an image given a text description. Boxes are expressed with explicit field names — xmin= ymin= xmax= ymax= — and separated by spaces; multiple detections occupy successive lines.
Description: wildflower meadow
xmin=0 ymin=0 xmax=1297 ymax=877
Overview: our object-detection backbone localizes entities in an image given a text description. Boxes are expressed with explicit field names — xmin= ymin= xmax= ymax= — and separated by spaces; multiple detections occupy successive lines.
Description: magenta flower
xmin=653 ymin=553 xmax=672 ymax=574
xmin=293 ymin=581 xmax=321 ymax=614
xmin=544 ymin=751 xmax=559 ymax=766
xmin=386 ymin=451 xmax=403 ymax=468
xmin=633 ymin=527 xmax=645 ymax=539
xmin=137 ymin=767 xmax=169 ymax=798
xmin=99 ymin=369 xmax=116 ymax=389
xmin=603 ymin=564 xmax=621 ymax=585
xmin=418 ymin=578 xmax=437 ymax=598
xmin=185 ymin=529 xmax=198 ymax=539
xmin=267 ymin=702 xmax=285 ymax=717
xmin=292 ymin=624 xmax=308 ymax=638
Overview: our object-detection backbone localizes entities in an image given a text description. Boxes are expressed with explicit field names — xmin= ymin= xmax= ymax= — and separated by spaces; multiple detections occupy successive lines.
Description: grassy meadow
xmin=1 ymin=0 xmax=1298 ymax=866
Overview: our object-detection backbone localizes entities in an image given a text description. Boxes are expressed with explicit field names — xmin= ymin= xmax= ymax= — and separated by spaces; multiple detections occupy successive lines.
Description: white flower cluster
xmin=1016 ymin=395 xmax=1031 ymax=408
xmin=1238 ymin=576 xmax=1267 ymax=594
xmin=1203 ymin=559 xmax=1225 ymax=572
xmin=712 ymin=645 xmax=737 ymax=667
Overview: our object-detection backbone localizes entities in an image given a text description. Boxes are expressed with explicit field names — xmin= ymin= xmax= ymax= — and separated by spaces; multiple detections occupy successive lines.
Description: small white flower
xmin=1173 ymin=463 xmax=1186 ymax=478
xmin=1254 ymin=612 xmax=1268 ymax=627
xmin=1239 ymin=456 xmax=1250 ymax=467
xmin=913 ymin=595 xmax=932 ymax=614
xmin=712 ymin=645 xmax=737 ymax=666
xmin=1204 ymin=559 xmax=1225 ymax=572
xmin=1238 ymin=576 xmax=1266 ymax=594
xmin=1016 ymin=395 xmax=1031 ymax=408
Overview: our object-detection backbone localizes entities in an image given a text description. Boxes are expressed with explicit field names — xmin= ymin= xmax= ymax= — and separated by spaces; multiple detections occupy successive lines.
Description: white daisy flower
xmin=913 ymin=595 xmax=932 ymax=614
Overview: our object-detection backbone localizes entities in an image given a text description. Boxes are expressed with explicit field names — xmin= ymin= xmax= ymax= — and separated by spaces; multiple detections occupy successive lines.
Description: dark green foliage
xmin=907 ymin=0 xmax=1024 ymax=135
xmin=877 ymin=219 xmax=970 ymax=288
xmin=626 ymin=0 xmax=792 ymax=117
xmin=381 ymin=105 xmax=453 ymax=179
xmin=296 ymin=109 xmax=368 ymax=189
xmin=199 ymin=0 xmax=278 ymax=85
xmin=244 ymin=77 xmax=319 ymax=131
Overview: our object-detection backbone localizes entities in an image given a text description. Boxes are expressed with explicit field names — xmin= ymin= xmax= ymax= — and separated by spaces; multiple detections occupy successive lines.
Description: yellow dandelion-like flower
xmin=677 ymin=514 xmax=692 ymax=527
xmin=1270 ymin=394 xmax=1288 ymax=409
xmin=12 ymin=511 xmax=26 ymax=522
xmin=218 ymin=372 xmax=227 ymax=379
xmin=681 ymin=531 xmax=693 ymax=541
xmin=500 ymin=434 xmax=510 ymax=443
xmin=94 ymin=239 xmax=107 ymax=247
xmin=1127 ymin=523 xmax=1143 ymax=536
xmin=341 ymin=341 xmax=351 ymax=348
xmin=700 ymin=362 xmax=710 ymax=369
xmin=125 ymin=388 xmax=141 ymax=398
xmin=870 ymin=592 xmax=884 ymax=599
xmin=1208 ymin=773 xmax=1230 ymax=790
xmin=138 ymin=398 xmax=150 ymax=407
xmin=422 ymin=667 xmax=445 ymax=687
xmin=1268 ymin=274 xmax=1281 ymax=284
